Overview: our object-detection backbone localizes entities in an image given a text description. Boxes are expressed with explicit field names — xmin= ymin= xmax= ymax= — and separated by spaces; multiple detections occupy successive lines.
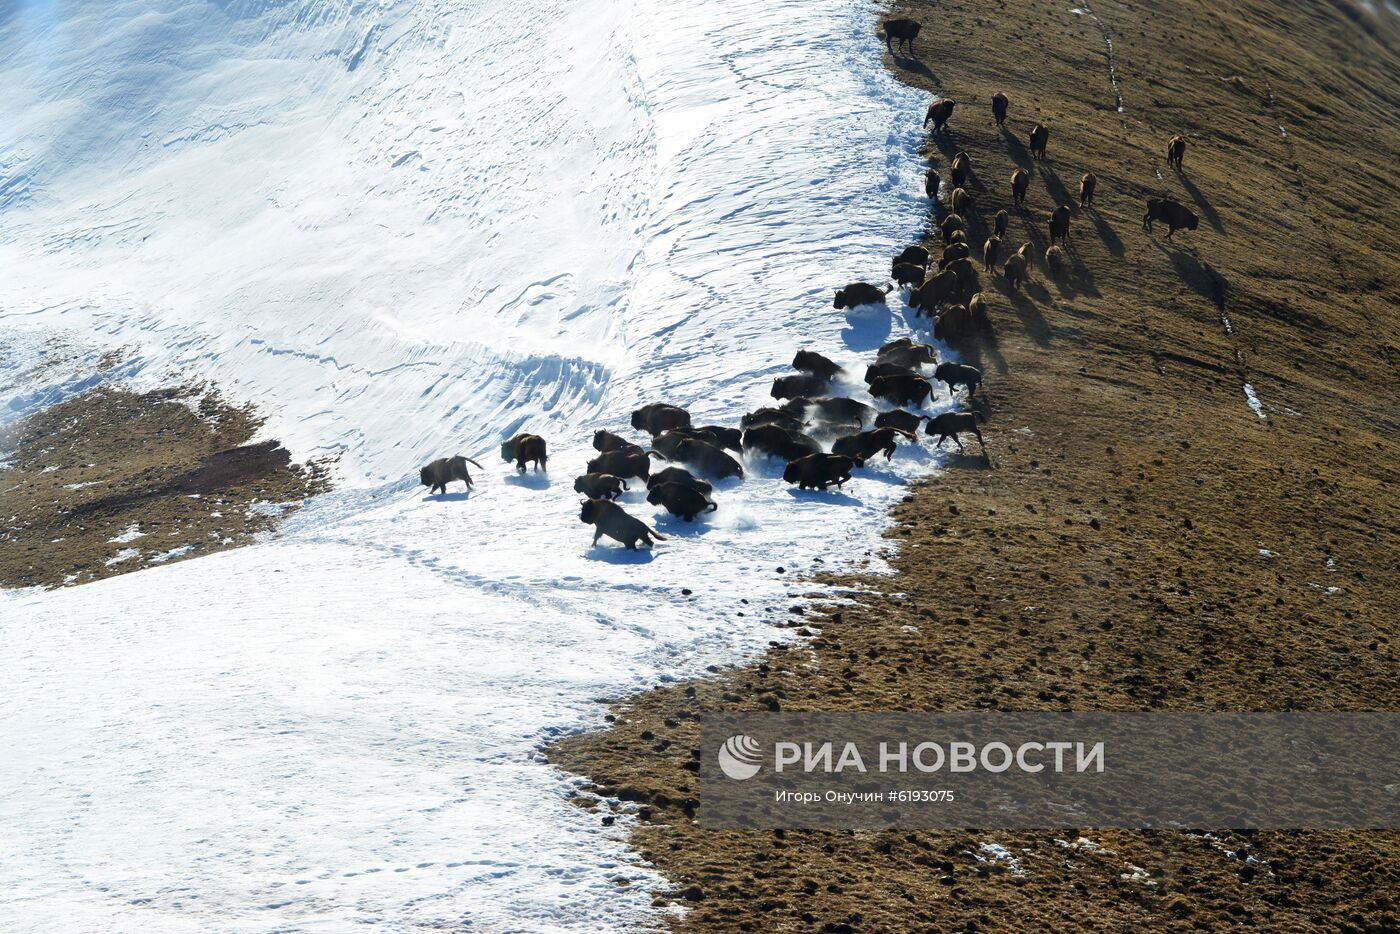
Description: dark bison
xmin=868 ymin=373 xmax=933 ymax=407
xmin=792 ymin=396 xmax=874 ymax=429
xmin=982 ymin=236 xmax=1002 ymax=273
xmin=573 ymin=472 xmax=627 ymax=500
xmin=587 ymin=448 xmax=654 ymax=481
xmin=695 ymin=425 xmax=743 ymax=452
xmin=782 ymin=453 xmax=857 ymax=491
xmin=631 ymin=403 xmax=691 ymax=436
xmin=877 ymin=338 xmax=936 ymax=368
xmin=741 ymin=406 xmax=805 ymax=433
xmin=909 ymin=268 xmax=959 ymax=316
xmin=939 ymin=212 xmax=966 ymax=243
xmin=924 ymin=170 xmax=940 ymax=199
xmin=771 ymin=373 xmax=830 ymax=400
xmin=934 ymin=362 xmax=982 ymax=396
xmin=950 ymin=151 xmax=971 ymax=188
xmin=833 ymin=281 xmax=891 ymax=309
xmin=1167 ymin=134 xmax=1186 ymax=170
xmin=593 ymin=429 xmax=643 ymax=454
xmin=864 ymin=361 xmax=918 ymax=385
xmin=951 ymin=187 xmax=973 ymax=215
xmin=647 ymin=483 xmax=716 ymax=522
xmin=882 ymin=18 xmax=921 ymax=53
xmin=893 ymin=245 xmax=931 ymax=269
xmin=926 ymin=411 xmax=988 ymax=455
xmin=994 ymin=209 xmax=1009 ymax=238
xmin=1029 ymin=123 xmax=1049 ymax=160
xmin=968 ymin=292 xmax=992 ymax=331
xmin=833 ymin=426 xmax=916 ymax=464
xmin=991 ymin=91 xmax=1008 ymax=126
xmin=939 ymin=242 xmax=970 ymax=268
xmin=646 ymin=466 xmax=713 ymax=498
xmin=1143 ymin=198 xmax=1198 ymax=239
xmin=743 ymin=424 xmax=821 ymax=461
xmin=792 ymin=349 xmax=843 ymax=381
xmin=1079 ymin=171 xmax=1097 ymax=208
xmin=924 ymin=98 xmax=955 ymax=133
xmin=934 ymin=304 xmax=975 ymax=344
xmin=500 ymin=433 xmax=547 ymax=472
xmin=1003 ymin=242 xmax=1033 ymax=291
xmin=1045 ymin=245 xmax=1068 ymax=281
xmin=943 ymin=257 xmax=978 ymax=297
xmin=580 ymin=498 xmax=664 ymax=549
xmin=671 ymin=438 xmax=744 ymax=479
xmin=892 ymin=261 xmax=926 ymax=286
xmin=420 ymin=455 xmax=483 ymax=495
xmin=1049 ymin=204 xmax=1072 ymax=245
xmin=875 ymin=409 xmax=926 ymax=437
xmin=1011 ymin=167 xmax=1030 ymax=207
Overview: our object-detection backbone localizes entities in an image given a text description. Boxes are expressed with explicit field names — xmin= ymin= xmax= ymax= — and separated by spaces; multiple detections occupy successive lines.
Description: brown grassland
xmin=552 ymin=0 xmax=1400 ymax=930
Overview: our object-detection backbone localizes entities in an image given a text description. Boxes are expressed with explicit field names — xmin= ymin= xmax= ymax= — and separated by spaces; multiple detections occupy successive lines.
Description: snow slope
xmin=0 ymin=0 xmax=936 ymax=929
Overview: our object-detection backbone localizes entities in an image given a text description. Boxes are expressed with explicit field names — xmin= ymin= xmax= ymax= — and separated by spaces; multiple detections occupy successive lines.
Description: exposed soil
xmin=1 ymin=384 xmax=329 ymax=589
xmin=552 ymin=0 xmax=1400 ymax=930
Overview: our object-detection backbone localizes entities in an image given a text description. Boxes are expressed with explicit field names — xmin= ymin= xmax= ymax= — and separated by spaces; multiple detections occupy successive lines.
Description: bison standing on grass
xmin=1143 ymin=198 xmax=1199 ymax=239
xmin=982 ymin=236 xmax=1002 ymax=273
xmin=950 ymin=151 xmax=972 ymax=188
xmin=1079 ymin=171 xmax=1098 ymax=208
xmin=1167 ymin=134 xmax=1187 ymax=170
xmin=992 ymin=92 xmax=1009 ymax=126
xmin=1029 ymin=123 xmax=1049 ymax=160
xmin=882 ymin=18 xmax=921 ymax=54
xmin=925 ymin=411 xmax=989 ymax=456
xmin=420 ymin=455 xmax=483 ymax=495
xmin=1049 ymin=204 xmax=1072 ymax=245
xmin=1011 ymin=168 xmax=1030 ymax=207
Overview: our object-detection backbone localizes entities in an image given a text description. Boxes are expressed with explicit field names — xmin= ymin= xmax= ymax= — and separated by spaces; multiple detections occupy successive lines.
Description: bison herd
xmin=417 ymin=24 xmax=1206 ymax=551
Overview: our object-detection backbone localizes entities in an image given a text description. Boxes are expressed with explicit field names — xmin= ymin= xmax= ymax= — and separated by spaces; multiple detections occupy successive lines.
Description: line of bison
xmin=419 ymin=27 xmax=1202 ymax=550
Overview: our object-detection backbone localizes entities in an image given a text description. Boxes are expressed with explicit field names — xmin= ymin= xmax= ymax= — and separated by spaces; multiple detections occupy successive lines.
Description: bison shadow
xmin=585 ymin=544 xmax=658 ymax=565
xmin=785 ymin=487 xmax=863 ymax=507
xmin=841 ymin=303 xmax=894 ymax=351
xmin=1000 ymin=126 xmax=1033 ymax=169
xmin=1159 ymin=242 xmax=1228 ymax=308
xmin=1177 ymin=170 xmax=1224 ymax=233
xmin=1087 ymin=208 xmax=1125 ymax=257
xmin=1037 ymin=165 xmax=1072 ymax=208
xmin=936 ymin=450 xmax=995 ymax=470
xmin=1001 ymin=285 xmax=1053 ymax=347
xmin=421 ymin=490 xmax=473 ymax=503
xmin=504 ymin=471 xmax=551 ymax=490
xmin=955 ymin=331 xmax=1010 ymax=376
xmin=892 ymin=53 xmax=937 ymax=84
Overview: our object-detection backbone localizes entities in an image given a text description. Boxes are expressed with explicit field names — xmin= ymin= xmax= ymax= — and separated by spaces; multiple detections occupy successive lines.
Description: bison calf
xmin=573 ymin=472 xmax=627 ymax=500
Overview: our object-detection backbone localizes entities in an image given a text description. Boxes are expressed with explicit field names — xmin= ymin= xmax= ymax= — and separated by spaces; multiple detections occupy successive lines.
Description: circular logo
xmin=717 ymin=734 xmax=762 ymax=780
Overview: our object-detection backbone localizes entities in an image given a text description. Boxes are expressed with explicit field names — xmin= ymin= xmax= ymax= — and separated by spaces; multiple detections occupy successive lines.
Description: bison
xmin=594 ymin=429 xmax=643 ymax=454
xmin=631 ymin=403 xmax=691 ymax=436
xmin=500 ymin=433 xmax=547 ymax=473
xmin=420 ymin=455 xmax=483 ymax=495
xmin=1079 ymin=171 xmax=1097 ymax=208
xmin=875 ymin=409 xmax=926 ymax=437
xmin=924 ymin=98 xmax=955 ymax=133
xmin=671 ymin=438 xmax=744 ymax=480
xmin=883 ymin=18 xmax=921 ymax=54
xmin=1143 ymin=198 xmax=1198 ymax=239
xmin=982 ymin=236 xmax=1002 ymax=273
xmin=1167 ymin=134 xmax=1186 ymax=170
xmin=909 ymin=268 xmax=959 ymax=316
xmin=647 ymin=467 xmax=713 ymax=498
xmin=934 ymin=362 xmax=982 ymax=396
xmin=580 ymin=498 xmax=664 ymax=549
xmin=994 ymin=209 xmax=1009 ymax=238
xmin=951 ymin=187 xmax=973 ymax=215
xmin=695 ymin=425 xmax=743 ymax=452
xmin=924 ymin=170 xmax=940 ymax=200
xmin=992 ymin=91 xmax=1009 ymax=126
xmin=1029 ymin=123 xmax=1049 ymax=160
xmin=647 ymin=483 xmax=716 ymax=522
xmin=743 ymin=424 xmax=821 ymax=461
xmin=892 ymin=261 xmax=926 ymax=286
xmin=1011 ymin=167 xmax=1030 ymax=207
xmin=782 ymin=453 xmax=857 ymax=491
xmin=877 ymin=339 xmax=937 ymax=368
xmin=573 ymin=472 xmax=628 ymax=500
xmin=868 ymin=372 xmax=933 ymax=407
xmin=797 ymin=396 xmax=875 ymax=429
xmin=865 ymin=361 xmax=918 ymax=385
xmin=741 ymin=407 xmax=805 ymax=433
xmin=1049 ymin=204 xmax=1072 ymax=245
xmin=832 ymin=426 xmax=916 ymax=463
xmin=587 ymin=448 xmax=654 ymax=482
xmin=950 ymin=151 xmax=972 ymax=188
xmin=1045 ymin=244 xmax=1068 ymax=281
xmin=925 ymin=411 xmax=988 ymax=456
xmin=939 ymin=242 xmax=970 ymax=268
xmin=893 ymin=244 xmax=931 ymax=269
xmin=834 ymin=281 xmax=892 ymax=309
xmin=793 ymin=349 xmax=843 ymax=381
xmin=771 ymin=373 xmax=830 ymax=400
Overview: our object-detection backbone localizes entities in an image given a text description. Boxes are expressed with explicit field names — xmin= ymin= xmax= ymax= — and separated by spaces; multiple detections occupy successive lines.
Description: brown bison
xmin=420 ymin=455 xmax=483 ymax=495
xmin=580 ymin=498 xmax=665 ymax=550
xmin=1167 ymin=134 xmax=1186 ymax=170
xmin=742 ymin=424 xmax=821 ymax=461
xmin=982 ymin=236 xmax=1002 ymax=273
xmin=933 ymin=303 xmax=974 ymax=343
xmin=631 ymin=403 xmax=691 ymax=436
xmin=1079 ymin=171 xmax=1097 ymax=208
xmin=1049 ymin=204 xmax=1072 ymax=245
xmin=1045 ymin=245 xmax=1068 ymax=281
xmin=951 ymin=187 xmax=973 ymax=215
xmin=593 ymin=429 xmax=643 ymax=454
xmin=771 ymin=373 xmax=830 ymax=400
xmin=869 ymin=372 xmax=933 ymax=407
xmin=939 ymin=213 xmax=966 ymax=243
xmin=1003 ymin=247 xmax=1030 ymax=291
xmin=875 ymin=409 xmax=926 ymax=437
xmin=924 ymin=98 xmax=955 ymax=133
xmin=695 ymin=425 xmax=742 ymax=452
xmin=877 ymin=338 xmax=937 ymax=367
xmin=1029 ymin=123 xmax=1049 ymax=160
xmin=573 ymin=472 xmax=628 ymax=500
xmin=782 ymin=453 xmax=857 ymax=491
xmin=909 ymin=268 xmax=959 ymax=316
xmin=865 ymin=361 xmax=918 ymax=385
xmin=833 ymin=426 xmax=916 ymax=463
xmin=968 ymin=292 xmax=992 ymax=331
xmin=893 ymin=244 xmax=931 ymax=269
xmin=882 ymin=18 xmax=921 ymax=53
xmin=792 ymin=349 xmax=843 ymax=381
xmin=892 ymin=261 xmax=926 ymax=286
xmin=1143 ymin=198 xmax=1199 ymax=239
xmin=501 ymin=433 xmax=547 ymax=472
xmin=925 ymin=411 xmax=988 ymax=455
xmin=939 ymin=242 xmax=970 ymax=268
xmin=794 ymin=396 xmax=874 ymax=428
xmin=950 ymin=151 xmax=972 ymax=188
xmin=587 ymin=448 xmax=654 ymax=481
xmin=943 ymin=256 xmax=978 ymax=297
xmin=834 ymin=281 xmax=892 ymax=309
xmin=934 ymin=362 xmax=982 ymax=396
xmin=992 ymin=91 xmax=1009 ymax=126
xmin=741 ymin=406 xmax=804 ymax=432
xmin=647 ymin=466 xmax=712 ymax=498
xmin=647 ymin=483 xmax=716 ymax=522
xmin=1011 ymin=167 xmax=1030 ymax=207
